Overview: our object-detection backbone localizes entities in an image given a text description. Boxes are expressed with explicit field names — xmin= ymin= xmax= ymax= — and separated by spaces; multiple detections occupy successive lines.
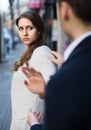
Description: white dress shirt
xmin=64 ymin=32 xmax=91 ymax=62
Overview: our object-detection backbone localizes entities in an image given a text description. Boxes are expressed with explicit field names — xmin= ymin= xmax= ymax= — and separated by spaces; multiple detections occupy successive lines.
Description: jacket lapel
xmin=63 ymin=35 xmax=91 ymax=65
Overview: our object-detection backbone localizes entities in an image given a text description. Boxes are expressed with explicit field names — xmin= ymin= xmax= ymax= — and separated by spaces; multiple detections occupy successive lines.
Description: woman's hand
xmin=22 ymin=67 xmax=45 ymax=98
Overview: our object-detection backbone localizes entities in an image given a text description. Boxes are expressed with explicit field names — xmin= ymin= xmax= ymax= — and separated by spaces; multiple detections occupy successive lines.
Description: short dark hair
xmin=57 ymin=0 xmax=91 ymax=24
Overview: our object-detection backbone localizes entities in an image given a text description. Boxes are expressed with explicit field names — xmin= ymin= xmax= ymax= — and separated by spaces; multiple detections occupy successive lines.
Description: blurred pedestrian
xmin=28 ymin=0 xmax=42 ymax=14
xmin=22 ymin=0 xmax=91 ymax=130
xmin=10 ymin=10 xmax=57 ymax=130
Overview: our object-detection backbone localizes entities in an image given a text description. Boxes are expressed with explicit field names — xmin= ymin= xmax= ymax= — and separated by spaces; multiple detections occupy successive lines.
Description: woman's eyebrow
xmin=18 ymin=25 xmax=34 ymax=27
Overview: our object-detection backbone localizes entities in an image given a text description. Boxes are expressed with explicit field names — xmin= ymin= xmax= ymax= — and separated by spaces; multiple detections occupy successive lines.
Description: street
xmin=0 ymin=43 xmax=24 ymax=130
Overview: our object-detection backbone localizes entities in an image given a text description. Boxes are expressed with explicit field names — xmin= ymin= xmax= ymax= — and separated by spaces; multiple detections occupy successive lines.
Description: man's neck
xmin=70 ymin=20 xmax=91 ymax=40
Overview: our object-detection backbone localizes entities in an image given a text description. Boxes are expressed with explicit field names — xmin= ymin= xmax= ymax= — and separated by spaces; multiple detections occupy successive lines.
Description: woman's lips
xmin=23 ymin=38 xmax=29 ymax=41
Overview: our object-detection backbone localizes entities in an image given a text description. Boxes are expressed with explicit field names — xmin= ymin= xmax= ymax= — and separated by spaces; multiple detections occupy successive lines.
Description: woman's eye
xmin=27 ymin=27 xmax=33 ymax=30
xmin=18 ymin=27 xmax=23 ymax=31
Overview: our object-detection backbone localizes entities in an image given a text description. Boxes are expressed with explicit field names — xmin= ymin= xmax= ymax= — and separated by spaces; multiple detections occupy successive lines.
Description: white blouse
xmin=10 ymin=45 xmax=57 ymax=130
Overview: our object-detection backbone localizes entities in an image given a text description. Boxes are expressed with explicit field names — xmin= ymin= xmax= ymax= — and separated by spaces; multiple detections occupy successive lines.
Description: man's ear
xmin=59 ymin=2 xmax=70 ymax=20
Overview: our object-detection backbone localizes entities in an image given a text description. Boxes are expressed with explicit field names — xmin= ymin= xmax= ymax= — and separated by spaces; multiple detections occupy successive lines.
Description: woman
xmin=10 ymin=10 xmax=57 ymax=130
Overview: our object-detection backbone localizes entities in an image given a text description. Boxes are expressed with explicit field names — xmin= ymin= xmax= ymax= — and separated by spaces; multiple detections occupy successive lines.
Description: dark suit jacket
xmin=31 ymin=36 xmax=91 ymax=130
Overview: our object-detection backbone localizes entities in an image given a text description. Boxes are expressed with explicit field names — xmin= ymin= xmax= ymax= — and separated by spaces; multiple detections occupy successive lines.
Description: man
xmin=22 ymin=0 xmax=91 ymax=129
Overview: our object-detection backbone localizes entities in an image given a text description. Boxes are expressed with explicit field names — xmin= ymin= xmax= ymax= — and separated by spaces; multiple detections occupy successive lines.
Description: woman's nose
xmin=23 ymin=29 xmax=28 ymax=35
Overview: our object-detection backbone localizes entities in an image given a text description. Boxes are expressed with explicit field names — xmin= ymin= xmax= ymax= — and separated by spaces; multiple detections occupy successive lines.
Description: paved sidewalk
xmin=0 ymin=43 xmax=24 ymax=130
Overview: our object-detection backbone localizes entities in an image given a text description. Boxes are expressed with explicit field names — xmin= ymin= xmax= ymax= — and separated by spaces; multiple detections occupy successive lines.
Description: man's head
xmin=57 ymin=0 xmax=91 ymax=24
xmin=57 ymin=0 xmax=91 ymax=39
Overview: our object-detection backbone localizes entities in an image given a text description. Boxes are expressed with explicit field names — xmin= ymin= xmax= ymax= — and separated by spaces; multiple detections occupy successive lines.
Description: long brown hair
xmin=11 ymin=10 xmax=46 ymax=72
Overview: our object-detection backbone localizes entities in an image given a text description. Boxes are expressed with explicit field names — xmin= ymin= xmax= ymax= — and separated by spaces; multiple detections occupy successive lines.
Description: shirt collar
xmin=64 ymin=31 xmax=91 ymax=62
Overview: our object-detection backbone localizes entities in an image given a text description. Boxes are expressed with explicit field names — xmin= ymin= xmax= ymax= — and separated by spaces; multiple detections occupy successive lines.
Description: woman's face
xmin=17 ymin=18 xmax=38 ymax=45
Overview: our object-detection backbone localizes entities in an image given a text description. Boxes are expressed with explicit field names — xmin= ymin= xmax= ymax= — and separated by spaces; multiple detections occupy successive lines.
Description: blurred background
xmin=0 ymin=0 xmax=69 ymax=130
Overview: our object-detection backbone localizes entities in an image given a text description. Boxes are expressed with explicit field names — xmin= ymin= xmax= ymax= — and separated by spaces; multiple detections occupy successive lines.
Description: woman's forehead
xmin=18 ymin=18 xmax=33 ymax=26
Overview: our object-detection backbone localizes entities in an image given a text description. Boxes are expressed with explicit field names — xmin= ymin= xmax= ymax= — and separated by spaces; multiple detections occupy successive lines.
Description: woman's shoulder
xmin=33 ymin=45 xmax=51 ymax=56
xmin=28 ymin=45 xmax=52 ymax=64
xmin=34 ymin=45 xmax=50 ymax=53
